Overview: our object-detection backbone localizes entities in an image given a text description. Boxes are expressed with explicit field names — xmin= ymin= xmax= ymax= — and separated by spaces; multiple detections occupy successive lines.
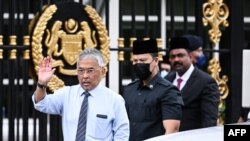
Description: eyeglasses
xmin=77 ymin=67 xmax=102 ymax=75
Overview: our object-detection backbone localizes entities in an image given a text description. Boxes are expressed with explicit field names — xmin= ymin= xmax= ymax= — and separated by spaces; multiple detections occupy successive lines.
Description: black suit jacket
xmin=165 ymin=67 xmax=220 ymax=131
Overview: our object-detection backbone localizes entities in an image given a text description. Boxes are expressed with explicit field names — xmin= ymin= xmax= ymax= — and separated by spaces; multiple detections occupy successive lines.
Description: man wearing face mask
xmin=182 ymin=34 xmax=207 ymax=69
xmin=160 ymin=54 xmax=171 ymax=78
xmin=123 ymin=39 xmax=183 ymax=141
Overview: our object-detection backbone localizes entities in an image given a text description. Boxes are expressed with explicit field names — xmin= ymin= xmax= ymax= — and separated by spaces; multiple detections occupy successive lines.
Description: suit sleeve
xmin=161 ymin=85 xmax=183 ymax=120
xmin=200 ymin=77 xmax=220 ymax=127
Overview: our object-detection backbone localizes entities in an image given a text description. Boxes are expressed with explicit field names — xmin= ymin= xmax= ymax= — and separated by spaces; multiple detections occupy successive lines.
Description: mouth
xmin=82 ymin=81 xmax=90 ymax=87
xmin=173 ymin=63 xmax=182 ymax=68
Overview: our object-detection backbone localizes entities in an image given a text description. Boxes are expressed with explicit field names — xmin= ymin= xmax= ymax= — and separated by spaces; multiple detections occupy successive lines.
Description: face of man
xmin=160 ymin=62 xmax=171 ymax=78
xmin=132 ymin=53 xmax=158 ymax=80
xmin=160 ymin=63 xmax=171 ymax=72
xmin=77 ymin=57 xmax=105 ymax=91
xmin=169 ymin=48 xmax=192 ymax=76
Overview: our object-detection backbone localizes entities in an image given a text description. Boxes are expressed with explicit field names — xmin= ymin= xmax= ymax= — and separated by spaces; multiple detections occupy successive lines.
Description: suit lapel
xmin=181 ymin=68 xmax=198 ymax=98
xmin=166 ymin=68 xmax=199 ymax=99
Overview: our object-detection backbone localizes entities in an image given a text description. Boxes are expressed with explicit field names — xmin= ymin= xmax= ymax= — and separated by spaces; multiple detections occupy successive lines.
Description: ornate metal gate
xmin=0 ymin=0 xmax=247 ymax=141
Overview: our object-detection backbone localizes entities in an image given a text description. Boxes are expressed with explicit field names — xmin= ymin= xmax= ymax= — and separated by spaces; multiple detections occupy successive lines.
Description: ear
xmin=154 ymin=57 xmax=159 ymax=65
xmin=188 ymin=51 xmax=192 ymax=58
xmin=101 ymin=66 xmax=107 ymax=78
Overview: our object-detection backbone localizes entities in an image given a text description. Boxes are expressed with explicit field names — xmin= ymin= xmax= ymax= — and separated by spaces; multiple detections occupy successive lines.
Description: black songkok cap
xmin=169 ymin=37 xmax=190 ymax=51
xmin=182 ymin=34 xmax=203 ymax=51
xmin=133 ymin=39 xmax=158 ymax=54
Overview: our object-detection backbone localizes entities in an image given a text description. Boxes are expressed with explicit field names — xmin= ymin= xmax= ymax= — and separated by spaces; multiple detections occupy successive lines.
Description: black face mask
xmin=133 ymin=63 xmax=152 ymax=80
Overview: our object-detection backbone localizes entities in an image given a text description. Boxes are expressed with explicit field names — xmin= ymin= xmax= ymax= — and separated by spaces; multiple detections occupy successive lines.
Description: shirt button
xmin=138 ymin=93 xmax=141 ymax=95
xmin=132 ymin=122 xmax=136 ymax=126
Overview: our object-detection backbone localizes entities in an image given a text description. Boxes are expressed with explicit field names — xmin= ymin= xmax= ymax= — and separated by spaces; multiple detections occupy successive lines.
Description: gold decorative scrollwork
xmin=203 ymin=0 xmax=229 ymax=46
xmin=45 ymin=20 xmax=64 ymax=57
xmin=207 ymin=57 xmax=229 ymax=125
xmin=31 ymin=5 xmax=64 ymax=92
xmin=203 ymin=0 xmax=229 ymax=125
xmin=84 ymin=5 xmax=110 ymax=68
xmin=79 ymin=21 xmax=97 ymax=48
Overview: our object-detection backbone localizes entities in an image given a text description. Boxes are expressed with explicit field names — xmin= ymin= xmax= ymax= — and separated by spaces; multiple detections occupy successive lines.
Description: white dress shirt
xmin=173 ymin=64 xmax=194 ymax=90
xmin=32 ymin=83 xmax=129 ymax=141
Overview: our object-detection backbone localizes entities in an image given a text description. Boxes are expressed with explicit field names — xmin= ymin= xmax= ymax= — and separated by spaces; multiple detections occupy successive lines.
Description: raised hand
xmin=38 ymin=56 xmax=56 ymax=85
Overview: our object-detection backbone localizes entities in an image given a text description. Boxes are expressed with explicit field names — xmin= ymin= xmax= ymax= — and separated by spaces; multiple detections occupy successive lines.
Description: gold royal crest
xmin=30 ymin=2 xmax=110 ymax=92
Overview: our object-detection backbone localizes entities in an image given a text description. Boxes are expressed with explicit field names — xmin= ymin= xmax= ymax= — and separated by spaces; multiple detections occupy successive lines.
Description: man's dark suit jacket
xmin=165 ymin=67 xmax=220 ymax=131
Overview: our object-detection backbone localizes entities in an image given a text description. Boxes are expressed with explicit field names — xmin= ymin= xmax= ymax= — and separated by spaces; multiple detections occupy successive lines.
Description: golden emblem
xmin=45 ymin=19 xmax=97 ymax=75
xmin=30 ymin=3 xmax=110 ymax=92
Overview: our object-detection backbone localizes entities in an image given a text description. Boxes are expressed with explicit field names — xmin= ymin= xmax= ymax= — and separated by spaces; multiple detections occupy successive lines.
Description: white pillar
xmin=242 ymin=50 xmax=250 ymax=108
xmin=108 ymin=0 xmax=119 ymax=93
xmin=161 ymin=0 xmax=166 ymax=52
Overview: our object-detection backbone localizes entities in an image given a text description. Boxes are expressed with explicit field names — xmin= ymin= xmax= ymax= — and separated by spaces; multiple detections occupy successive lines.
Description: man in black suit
xmin=165 ymin=36 xmax=220 ymax=131
xmin=123 ymin=39 xmax=183 ymax=141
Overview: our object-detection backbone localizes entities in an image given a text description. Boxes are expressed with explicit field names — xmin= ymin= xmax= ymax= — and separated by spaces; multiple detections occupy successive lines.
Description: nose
xmin=133 ymin=61 xmax=139 ymax=64
xmin=82 ymin=72 xmax=89 ymax=78
xmin=171 ymin=56 xmax=180 ymax=62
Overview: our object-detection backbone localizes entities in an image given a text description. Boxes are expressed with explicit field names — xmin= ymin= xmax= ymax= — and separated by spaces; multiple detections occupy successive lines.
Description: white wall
xmin=242 ymin=49 xmax=250 ymax=108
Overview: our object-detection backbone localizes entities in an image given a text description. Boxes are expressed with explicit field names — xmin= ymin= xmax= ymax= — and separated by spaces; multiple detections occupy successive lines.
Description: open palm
xmin=38 ymin=56 xmax=56 ymax=85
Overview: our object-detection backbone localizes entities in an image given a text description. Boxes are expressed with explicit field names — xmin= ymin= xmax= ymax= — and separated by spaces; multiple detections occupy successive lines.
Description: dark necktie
xmin=75 ymin=92 xmax=90 ymax=141
xmin=177 ymin=78 xmax=183 ymax=90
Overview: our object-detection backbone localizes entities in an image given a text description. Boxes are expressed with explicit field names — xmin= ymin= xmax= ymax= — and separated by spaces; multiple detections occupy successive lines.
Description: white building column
xmin=161 ymin=0 xmax=166 ymax=51
xmin=108 ymin=0 xmax=119 ymax=93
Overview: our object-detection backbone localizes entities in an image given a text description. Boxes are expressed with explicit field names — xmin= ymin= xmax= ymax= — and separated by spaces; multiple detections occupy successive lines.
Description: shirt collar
xmin=80 ymin=83 xmax=103 ymax=98
xmin=138 ymin=73 xmax=161 ymax=90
